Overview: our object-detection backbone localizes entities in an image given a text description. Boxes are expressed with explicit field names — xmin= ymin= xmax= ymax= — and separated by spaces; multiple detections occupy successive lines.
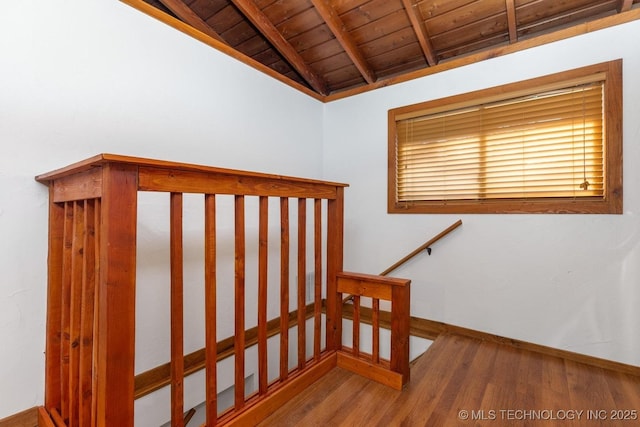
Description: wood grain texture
xmin=313 ymin=199 xmax=323 ymax=360
xmin=297 ymin=198 xmax=307 ymax=370
xmin=36 ymin=407 xmax=54 ymax=427
xmin=258 ymin=196 xmax=269 ymax=395
xmin=401 ymin=0 xmax=438 ymax=65
xmin=204 ymin=194 xmax=218 ymax=427
xmin=337 ymin=277 xmax=392 ymax=300
xmin=351 ymin=295 xmax=360 ymax=356
xmin=69 ymin=202 xmax=85 ymax=426
xmin=279 ymin=197 xmax=290 ymax=380
xmin=336 ymin=351 xmax=404 ymax=390
xmin=391 ymin=283 xmax=410 ymax=385
xmin=230 ymin=0 xmax=329 ymax=94
xmin=311 ymin=0 xmax=376 ymax=83
xmin=372 ymin=298 xmax=380 ymax=363
xmin=49 ymin=409 xmax=65 ymax=427
xmin=59 ymin=203 xmax=73 ymax=422
xmin=0 ymin=407 xmax=38 ymax=427
xmin=44 ymin=191 xmax=64 ymax=412
xmin=388 ymin=60 xmax=622 ymax=214
xmin=95 ymin=163 xmax=138 ymax=425
xmin=158 ymin=0 xmax=226 ymax=43
xmin=340 ymin=306 xmax=640 ymax=377
xmin=380 ymin=219 xmax=462 ymax=276
xmin=37 ymin=155 xmax=360 ymax=426
xmin=122 ymin=0 xmax=322 ymax=99
xmin=234 ymin=195 xmax=246 ymax=411
xmin=133 ymin=303 xmax=319 ymax=400
xmin=78 ymin=199 xmax=97 ymax=426
xmin=68 ymin=201 xmax=83 ymax=426
xmin=325 ymin=188 xmax=344 ymax=351
xmin=325 ymin=8 xmax=640 ymax=102
xmin=51 ymin=168 xmax=102 ymax=203
xmin=138 ymin=167 xmax=340 ymax=199
xmin=170 ymin=193 xmax=185 ymax=427
xmin=37 ymin=153 xmax=347 ymax=190
xmin=336 ymin=272 xmax=411 ymax=388
xmin=116 ymin=0 xmax=640 ymax=100
xmin=259 ymin=333 xmax=640 ymax=426
xmin=505 ymin=0 xmax=518 ymax=42
xmin=222 ymin=353 xmax=338 ymax=426
xmin=619 ymin=0 xmax=634 ymax=12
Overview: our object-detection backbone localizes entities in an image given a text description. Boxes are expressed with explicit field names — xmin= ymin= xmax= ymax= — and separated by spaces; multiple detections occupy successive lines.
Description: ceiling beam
xmin=505 ymin=0 xmax=518 ymax=43
xmin=400 ymin=0 xmax=437 ymax=66
xmin=159 ymin=0 xmax=226 ymax=44
xmin=310 ymin=0 xmax=376 ymax=84
xmin=618 ymin=0 xmax=633 ymax=12
xmin=230 ymin=0 xmax=329 ymax=95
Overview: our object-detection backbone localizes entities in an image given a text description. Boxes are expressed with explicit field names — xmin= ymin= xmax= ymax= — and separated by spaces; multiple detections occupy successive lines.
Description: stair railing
xmin=35 ymin=154 xmax=411 ymax=427
xmin=343 ymin=219 xmax=462 ymax=306
xmin=380 ymin=219 xmax=463 ymax=276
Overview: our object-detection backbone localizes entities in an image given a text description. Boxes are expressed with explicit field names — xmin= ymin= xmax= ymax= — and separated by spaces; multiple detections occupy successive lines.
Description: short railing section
xmin=35 ymin=154 xmax=411 ymax=427
xmin=336 ymin=272 xmax=410 ymax=390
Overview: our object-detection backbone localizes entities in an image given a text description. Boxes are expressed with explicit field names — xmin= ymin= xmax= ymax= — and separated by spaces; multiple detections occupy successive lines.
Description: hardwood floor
xmin=258 ymin=333 xmax=640 ymax=426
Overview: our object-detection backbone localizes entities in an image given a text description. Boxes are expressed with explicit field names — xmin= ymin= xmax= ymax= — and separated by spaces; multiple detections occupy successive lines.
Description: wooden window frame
xmin=388 ymin=60 xmax=623 ymax=214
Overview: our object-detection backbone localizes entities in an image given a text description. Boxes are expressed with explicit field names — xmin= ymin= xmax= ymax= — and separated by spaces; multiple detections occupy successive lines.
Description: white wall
xmin=0 ymin=0 xmax=323 ymax=419
xmin=323 ymin=20 xmax=640 ymax=367
xmin=2 ymin=0 xmax=639 ymax=420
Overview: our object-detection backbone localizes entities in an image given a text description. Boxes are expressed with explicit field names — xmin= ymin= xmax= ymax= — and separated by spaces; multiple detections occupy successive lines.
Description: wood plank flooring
xmin=258 ymin=333 xmax=640 ymax=426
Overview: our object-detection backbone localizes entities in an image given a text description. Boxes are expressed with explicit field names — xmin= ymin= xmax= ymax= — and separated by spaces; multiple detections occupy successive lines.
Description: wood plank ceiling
xmin=133 ymin=0 xmax=640 ymax=100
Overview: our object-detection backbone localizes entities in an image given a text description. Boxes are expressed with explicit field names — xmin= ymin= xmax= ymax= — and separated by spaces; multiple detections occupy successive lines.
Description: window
xmin=388 ymin=60 xmax=622 ymax=214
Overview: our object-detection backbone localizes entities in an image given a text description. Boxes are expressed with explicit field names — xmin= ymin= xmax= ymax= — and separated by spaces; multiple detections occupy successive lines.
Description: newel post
xmin=325 ymin=187 xmax=344 ymax=351
xmin=95 ymin=163 xmax=138 ymax=426
xmin=391 ymin=283 xmax=411 ymax=386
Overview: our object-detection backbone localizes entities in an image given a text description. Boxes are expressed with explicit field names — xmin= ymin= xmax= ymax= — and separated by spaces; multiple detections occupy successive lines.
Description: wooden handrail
xmin=184 ymin=408 xmax=196 ymax=426
xmin=379 ymin=219 xmax=462 ymax=276
xmin=342 ymin=220 xmax=462 ymax=304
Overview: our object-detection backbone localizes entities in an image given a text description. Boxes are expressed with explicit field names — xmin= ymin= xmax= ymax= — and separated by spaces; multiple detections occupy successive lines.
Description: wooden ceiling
xmin=127 ymin=0 xmax=640 ymax=100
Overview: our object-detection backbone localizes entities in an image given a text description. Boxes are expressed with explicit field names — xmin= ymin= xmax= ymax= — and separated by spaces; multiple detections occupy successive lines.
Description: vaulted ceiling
xmin=127 ymin=0 xmax=640 ymax=100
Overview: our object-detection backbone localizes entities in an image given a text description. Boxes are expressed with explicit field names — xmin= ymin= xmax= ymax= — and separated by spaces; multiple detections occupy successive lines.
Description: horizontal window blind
xmin=396 ymin=82 xmax=604 ymax=202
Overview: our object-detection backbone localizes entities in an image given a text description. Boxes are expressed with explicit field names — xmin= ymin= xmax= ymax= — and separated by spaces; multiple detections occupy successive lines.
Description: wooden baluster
xmin=352 ymin=295 xmax=360 ymax=357
xmin=313 ymin=199 xmax=322 ymax=360
xmin=258 ymin=196 xmax=268 ymax=395
xmin=279 ymin=198 xmax=289 ymax=380
xmin=372 ymin=298 xmax=380 ymax=364
xmin=91 ymin=199 xmax=101 ymax=425
xmin=60 ymin=202 xmax=73 ymax=422
xmin=204 ymin=194 xmax=217 ymax=426
xmin=170 ymin=193 xmax=185 ymax=427
xmin=297 ymin=198 xmax=306 ymax=369
xmin=69 ymin=201 xmax=85 ymax=427
xmin=79 ymin=199 xmax=97 ymax=426
xmin=234 ymin=195 xmax=246 ymax=410
xmin=44 ymin=191 xmax=65 ymax=415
